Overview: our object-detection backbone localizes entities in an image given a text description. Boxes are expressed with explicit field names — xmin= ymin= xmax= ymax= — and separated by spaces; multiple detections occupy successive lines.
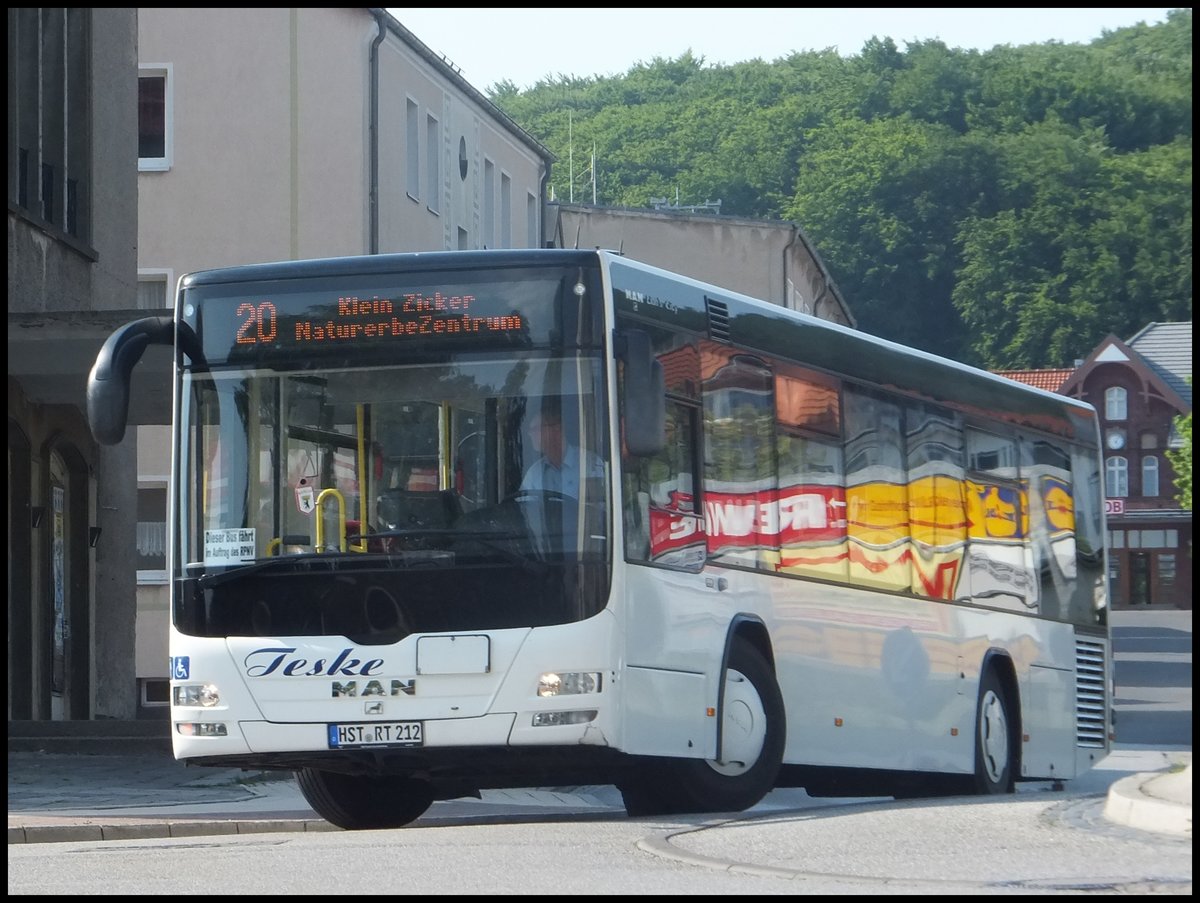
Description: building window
xmin=138 ymin=66 xmax=172 ymax=171
xmin=137 ymin=271 xmax=172 ymax=309
xmin=137 ymin=485 xmax=168 ymax=581
xmin=1142 ymin=456 xmax=1160 ymax=497
xmin=483 ymin=159 xmax=495 ymax=248
xmin=140 ymin=678 xmax=170 ymax=707
xmin=527 ymin=192 xmax=539 ymax=247
xmin=1158 ymin=554 xmax=1176 ymax=586
xmin=1104 ymin=386 xmax=1127 ymax=421
xmin=1140 ymin=530 xmax=1165 ymax=547
xmin=457 ymin=225 xmax=469 ymax=250
xmin=425 ymin=114 xmax=440 ymax=213
xmin=1109 ymin=530 xmax=1124 ymax=549
xmin=405 ymin=98 xmax=419 ymax=200
xmin=11 ymin=8 xmax=93 ymax=243
xmin=1105 ymin=456 xmax=1128 ymax=498
xmin=1140 ymin=432 xmax=1158 ymax=449
xmin=500 ymin=172 xmax=512 ymax=249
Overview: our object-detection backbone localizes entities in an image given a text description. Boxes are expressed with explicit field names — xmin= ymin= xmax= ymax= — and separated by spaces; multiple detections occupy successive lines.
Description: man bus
xmin=87 ymin=249 xmax=1111 ymax=828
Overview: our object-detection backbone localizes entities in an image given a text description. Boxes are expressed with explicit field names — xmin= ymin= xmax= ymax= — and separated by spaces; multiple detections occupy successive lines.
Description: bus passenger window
xmin=623 ymin=400 xmax=703 ymax=569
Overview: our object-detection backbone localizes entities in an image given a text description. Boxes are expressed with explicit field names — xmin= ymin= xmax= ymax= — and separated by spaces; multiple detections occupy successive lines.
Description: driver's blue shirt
xmin=520 ymin=445 xmax=604 ymax=497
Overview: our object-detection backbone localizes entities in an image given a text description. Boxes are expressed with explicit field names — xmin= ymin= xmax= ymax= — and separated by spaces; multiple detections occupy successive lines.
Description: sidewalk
xmin=7 ymin=741 xmax=1190 ymax=845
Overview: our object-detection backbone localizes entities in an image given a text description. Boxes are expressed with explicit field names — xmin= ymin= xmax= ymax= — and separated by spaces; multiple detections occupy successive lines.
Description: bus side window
xmin=623 ymin=399 xmax=704 ymax=570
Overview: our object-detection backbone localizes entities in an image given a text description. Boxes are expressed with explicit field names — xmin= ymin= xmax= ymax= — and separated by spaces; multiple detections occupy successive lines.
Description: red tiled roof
xmin=994 ymin=369 xmax=1075 ymax=393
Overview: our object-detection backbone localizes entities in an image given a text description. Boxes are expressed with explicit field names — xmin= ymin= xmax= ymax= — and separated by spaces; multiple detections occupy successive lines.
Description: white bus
xmin=88 ymin=249 xmax=1111 ymax=828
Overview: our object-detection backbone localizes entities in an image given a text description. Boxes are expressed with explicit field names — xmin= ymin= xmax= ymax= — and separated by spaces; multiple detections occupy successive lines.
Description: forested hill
xmin=489 ymin=9 xmax=1192 ymax=370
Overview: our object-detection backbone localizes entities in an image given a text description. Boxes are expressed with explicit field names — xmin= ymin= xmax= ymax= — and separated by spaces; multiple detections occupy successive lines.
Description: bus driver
xmin=521 ymin=400 xmax=603 ymax=497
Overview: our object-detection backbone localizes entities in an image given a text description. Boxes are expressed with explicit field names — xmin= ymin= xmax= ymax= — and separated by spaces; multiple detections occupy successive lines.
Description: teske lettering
xmin=244 ymin=647 xmax=385 ymax=678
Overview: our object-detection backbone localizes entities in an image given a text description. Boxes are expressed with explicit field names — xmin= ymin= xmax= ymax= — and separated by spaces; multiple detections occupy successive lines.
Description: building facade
xmin=549 ymin=203 xmax=854 ymax=327
xmin=1001 ymin=322 xmax=1192 ymax=610
xmin=1062 ymin=324 xmax=1192 ymax=610
xmin=8 ymin=9 xmax=142 ymax=720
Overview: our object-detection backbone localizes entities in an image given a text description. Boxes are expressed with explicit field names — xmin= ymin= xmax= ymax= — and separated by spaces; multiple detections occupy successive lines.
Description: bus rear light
xmin=537 ymin=671 xmax=602 ymax=697
xmin=176 ymin=721 xmax=228 ymax=737
xmin=532 ymin=710 xmax=596 ymax=727
xmin=173 ymin=683 xmax=221 ymax=707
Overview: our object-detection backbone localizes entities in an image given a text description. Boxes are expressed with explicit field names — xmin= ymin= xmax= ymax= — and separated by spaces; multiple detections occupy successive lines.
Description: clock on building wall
xmin=1106 ymin=430 xmax=1126 ymax=450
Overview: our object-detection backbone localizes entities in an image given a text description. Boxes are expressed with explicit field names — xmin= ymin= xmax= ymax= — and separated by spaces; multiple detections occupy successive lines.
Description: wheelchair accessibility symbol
xmin=171 ymin=656 xmax=190 ymax=680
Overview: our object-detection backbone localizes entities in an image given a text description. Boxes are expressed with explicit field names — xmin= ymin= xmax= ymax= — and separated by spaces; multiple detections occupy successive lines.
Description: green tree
xmin=786 ymin=115 xmax=987 ymax=360
xmin=1165 ymin=397 xmax=1191 ymax=510
xmin=487 ymin=13 xmax=1192 ymax=369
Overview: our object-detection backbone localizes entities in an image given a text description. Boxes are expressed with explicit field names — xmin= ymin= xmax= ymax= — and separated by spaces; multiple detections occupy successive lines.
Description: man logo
xmin=331 ymin=679 xmax=416 ymax=697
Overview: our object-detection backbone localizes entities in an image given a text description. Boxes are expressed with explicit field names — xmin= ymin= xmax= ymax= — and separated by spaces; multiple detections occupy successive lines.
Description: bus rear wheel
xmin=619 ymin=637 xmax=785 ymax=816
xmin=972 ymin=668 xmax=1016 ymax=794
xmin=296 ymin=768 xmax=434 ymax=829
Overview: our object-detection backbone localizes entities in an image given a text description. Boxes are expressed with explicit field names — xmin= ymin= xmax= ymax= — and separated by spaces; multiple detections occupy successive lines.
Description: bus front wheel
xmin=619 ymin=637 xmax=785 ymax=816
xmin=296 ymin=768 xmax=434 ymax=829
xmin=972 ymin=668 xmax=1016 ymax=794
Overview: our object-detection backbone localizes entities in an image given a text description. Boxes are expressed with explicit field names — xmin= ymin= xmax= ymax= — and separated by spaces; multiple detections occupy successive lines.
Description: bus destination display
xmin=190 ymin=266 xmax=601 ymax=364
xmin=233 ymin=292 xmax=525 ymax=349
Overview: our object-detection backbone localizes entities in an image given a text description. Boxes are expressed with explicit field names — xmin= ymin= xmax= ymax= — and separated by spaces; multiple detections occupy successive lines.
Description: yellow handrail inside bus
xmin=352 ymin=404 xmax=367 ymax=553
xmin=267 ymin=537 xmax=282 ymax=556
xmin=315 ymin=488 xmax=347 ymax=552
xmin=440 ymin=401 xmax=452 ymax=490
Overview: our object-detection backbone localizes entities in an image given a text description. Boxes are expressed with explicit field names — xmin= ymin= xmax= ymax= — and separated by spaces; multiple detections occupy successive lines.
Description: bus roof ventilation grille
xmin=705 ymin=297 xmax=731 ymax=343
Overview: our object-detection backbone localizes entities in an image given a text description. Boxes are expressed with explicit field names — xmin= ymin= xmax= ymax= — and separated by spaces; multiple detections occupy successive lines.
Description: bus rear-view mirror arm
xmin=87 ymin=316 xmax=202 ymax=445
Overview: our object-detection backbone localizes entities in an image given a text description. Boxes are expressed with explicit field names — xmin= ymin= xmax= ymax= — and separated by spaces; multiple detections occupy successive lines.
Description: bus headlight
xmin=537 ymin=671 xmax=602 ymax=697
xmin=173 ymin=683 xmax=221 ymax=707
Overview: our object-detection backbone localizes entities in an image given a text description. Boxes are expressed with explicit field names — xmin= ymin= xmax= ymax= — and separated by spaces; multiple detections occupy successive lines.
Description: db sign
xmin=1105 ymin=499 xmax=1125 ymax=515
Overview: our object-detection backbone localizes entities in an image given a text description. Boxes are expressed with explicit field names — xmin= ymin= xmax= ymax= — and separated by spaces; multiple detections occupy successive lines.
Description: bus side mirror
xmin=87 ymin=316 xmax=175 ymax=445
xmin=617 ymin=329 xmax=665 ymax=457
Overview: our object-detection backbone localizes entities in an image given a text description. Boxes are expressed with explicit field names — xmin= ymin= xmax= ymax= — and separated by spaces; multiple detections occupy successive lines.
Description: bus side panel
xmin=1021 ymin=662 xmax=1078 ymax=779
xmin=618 ymin=565 xmax=728 ymax=760
xmin=620 ymin=666 xmax=712 ymax=758
xmin=772 ymin=580 xmax=961 ymax=773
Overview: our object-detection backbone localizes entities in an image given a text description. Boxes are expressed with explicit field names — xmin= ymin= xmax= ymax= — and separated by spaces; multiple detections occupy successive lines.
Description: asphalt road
xmin=1110 ymin=608 xmax=1192 ymax=747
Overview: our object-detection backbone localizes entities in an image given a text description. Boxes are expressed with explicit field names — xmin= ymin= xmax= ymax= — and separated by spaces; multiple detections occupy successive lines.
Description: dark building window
xmin=8 ymin=8 xmax=92 ymax=244
xmin=138 ymin=74 xmax=167 ymax=160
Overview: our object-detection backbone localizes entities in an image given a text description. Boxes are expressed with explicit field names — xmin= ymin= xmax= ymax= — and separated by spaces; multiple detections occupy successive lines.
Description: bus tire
xmin=295 ymin=768 xmax=434 ymax=829
xmin=972 ymin=668 xmax=1016 ymax=795
xmin=619 ymin=637 xmax=785 ymax=816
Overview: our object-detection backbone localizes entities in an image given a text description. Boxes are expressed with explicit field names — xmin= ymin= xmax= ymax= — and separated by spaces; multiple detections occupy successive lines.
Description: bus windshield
xmin=174 ymin=353 xmax=611 ymax=642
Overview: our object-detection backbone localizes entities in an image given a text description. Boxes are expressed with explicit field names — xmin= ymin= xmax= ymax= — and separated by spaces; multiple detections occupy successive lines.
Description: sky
xmin=387 ymin=8 xmax=1177 ymax=92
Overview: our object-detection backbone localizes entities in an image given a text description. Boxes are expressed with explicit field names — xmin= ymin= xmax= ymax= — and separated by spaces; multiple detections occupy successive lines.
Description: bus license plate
xmin=327 ymin=721 xmax=423 ymax=748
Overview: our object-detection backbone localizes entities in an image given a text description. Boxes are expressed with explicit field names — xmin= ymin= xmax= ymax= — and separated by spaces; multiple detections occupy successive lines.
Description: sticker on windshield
xmin=205 ymin=528 xmax=257 ymax=565
xmin=296 ymin=480 xmax=316 ymax=514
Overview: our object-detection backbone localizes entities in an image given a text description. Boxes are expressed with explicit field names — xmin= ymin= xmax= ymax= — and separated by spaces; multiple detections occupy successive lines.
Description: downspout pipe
xmin=539 ymin=165 xmax=551 ymax=248
xmin=368 ymin=10 xmax=386 ymax=254
xmin=782 ymin=224 xmax=799 ymax=310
